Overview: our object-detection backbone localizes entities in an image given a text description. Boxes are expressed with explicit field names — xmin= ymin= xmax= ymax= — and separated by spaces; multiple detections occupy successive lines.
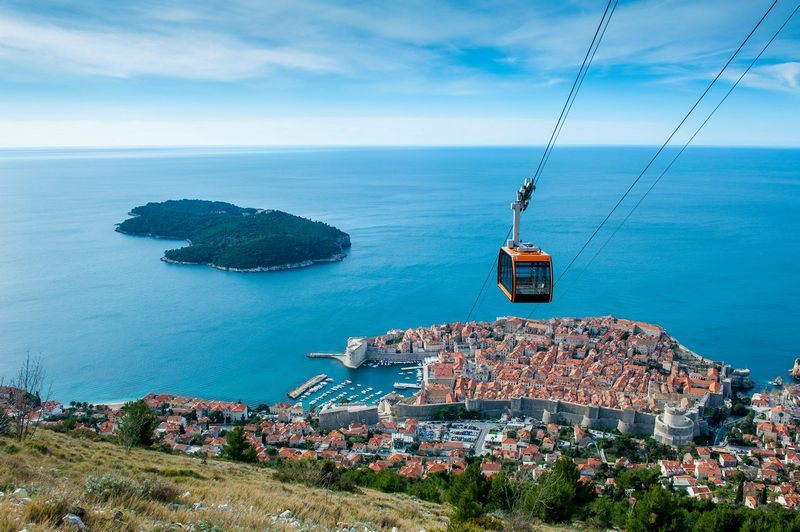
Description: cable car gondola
xmin=497 ymin=178 xmax=553 ymax=303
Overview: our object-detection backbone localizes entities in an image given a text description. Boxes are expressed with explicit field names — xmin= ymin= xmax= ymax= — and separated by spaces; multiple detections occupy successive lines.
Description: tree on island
xmin=116 ymin=199 xmax=351 ymax=271
xmin=118 ymin=400 xmax=159 ymax=451
xmin=221 ymin=426 xmax=257 ymax=463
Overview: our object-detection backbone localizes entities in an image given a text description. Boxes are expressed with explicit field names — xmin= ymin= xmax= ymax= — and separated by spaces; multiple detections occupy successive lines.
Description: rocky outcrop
xmin=790 ymin=358 xmax=800 ymax=382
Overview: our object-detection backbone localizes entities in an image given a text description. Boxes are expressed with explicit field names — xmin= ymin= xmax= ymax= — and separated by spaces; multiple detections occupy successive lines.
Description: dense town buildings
xmin=22 ymin=382 xmax=799 ymax=511
xmin=365 ymin=316 xmax=727 ymax=448
xmin=4 ymin=317 xmax=800 ymax=512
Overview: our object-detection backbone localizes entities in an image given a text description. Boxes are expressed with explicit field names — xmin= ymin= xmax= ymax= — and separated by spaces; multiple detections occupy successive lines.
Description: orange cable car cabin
xmin=497 ymin=178 xmax=553 ymax=303
xmin=497 ymin=245 xmax=552 ymax=303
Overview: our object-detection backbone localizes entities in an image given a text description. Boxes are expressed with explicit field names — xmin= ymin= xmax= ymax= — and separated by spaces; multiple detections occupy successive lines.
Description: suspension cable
xmin=464 ymin=0 xmax=617 ymax=323
xmin=534 ymin=0 xmax=619 ymax=187
xmin=558 ymin=2 xmax=800 ymax=300
xmin=526 ymin=0 xmax=782 ymax=321
xmin=552 ymin=0 xmax=779 ymax=289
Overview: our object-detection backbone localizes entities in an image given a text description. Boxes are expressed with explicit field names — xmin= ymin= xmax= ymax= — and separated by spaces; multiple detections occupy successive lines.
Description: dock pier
xmin=288 ymin=374 xmax=328 ymax=399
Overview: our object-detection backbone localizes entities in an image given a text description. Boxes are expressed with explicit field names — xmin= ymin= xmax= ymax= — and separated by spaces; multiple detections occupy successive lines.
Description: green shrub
xmin=84 ymin=474 xmax=139 ymax=502
xmin=138 ymin=477 xmax=181 ymax=503
xmin=274 ymin=459 xmax=355 ymax=491
xmin=162 ymin=468 xmax=203 ymax=478
xmin=118 ymin=400 xmax=159 ymax=451
xmin=84 ymin=473 xmax=179 ymax=503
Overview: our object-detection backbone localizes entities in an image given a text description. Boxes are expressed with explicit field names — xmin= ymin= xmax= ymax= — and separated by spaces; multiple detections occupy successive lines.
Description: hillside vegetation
xmin=116 ymin=199 xmax=351 ymax=271
xmin=0 ymin=430 xmax=449 ymax=531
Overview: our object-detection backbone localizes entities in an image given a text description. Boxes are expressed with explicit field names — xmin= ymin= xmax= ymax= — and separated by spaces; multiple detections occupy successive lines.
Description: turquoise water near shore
xmin=0 ymin=146 xmax=797 ymax=404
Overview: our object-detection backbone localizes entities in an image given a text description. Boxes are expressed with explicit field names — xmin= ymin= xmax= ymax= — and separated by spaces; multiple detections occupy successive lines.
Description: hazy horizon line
xmin=1 ymin=143 xmax=799 ymax=151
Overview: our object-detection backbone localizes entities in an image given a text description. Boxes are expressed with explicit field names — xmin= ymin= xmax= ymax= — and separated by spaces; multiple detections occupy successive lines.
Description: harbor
xmin=295 ymin=356 xmax=426 ymax=407
xmin=307 ymin=380 xmax=387 ymax=409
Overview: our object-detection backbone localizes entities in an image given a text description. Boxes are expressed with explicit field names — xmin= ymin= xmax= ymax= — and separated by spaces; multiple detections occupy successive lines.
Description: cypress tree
xmin=735 ymin=476 xmax=744 ymax=504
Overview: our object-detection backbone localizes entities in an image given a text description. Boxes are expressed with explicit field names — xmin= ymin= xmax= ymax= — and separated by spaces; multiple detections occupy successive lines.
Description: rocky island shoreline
xmin=160 ymin=249 xmax=348 ymax=272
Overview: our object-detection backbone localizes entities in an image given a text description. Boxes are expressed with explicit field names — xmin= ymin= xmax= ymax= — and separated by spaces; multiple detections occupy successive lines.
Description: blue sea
xmin=0 ymin=146 xmax=797 ymax=405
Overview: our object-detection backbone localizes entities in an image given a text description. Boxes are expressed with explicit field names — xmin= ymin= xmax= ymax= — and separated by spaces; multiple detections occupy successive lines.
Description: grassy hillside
xmin=0 ymin=430 xmax=449 ymax=531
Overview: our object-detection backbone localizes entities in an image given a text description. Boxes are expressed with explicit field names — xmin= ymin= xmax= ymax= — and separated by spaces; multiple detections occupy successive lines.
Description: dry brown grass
xmin=0 ymin=430 xmax=451 ymax=531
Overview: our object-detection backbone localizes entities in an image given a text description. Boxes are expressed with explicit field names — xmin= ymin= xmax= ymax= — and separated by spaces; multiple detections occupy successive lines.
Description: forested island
xmin=116 ymin=199 xmax=351 ymax=271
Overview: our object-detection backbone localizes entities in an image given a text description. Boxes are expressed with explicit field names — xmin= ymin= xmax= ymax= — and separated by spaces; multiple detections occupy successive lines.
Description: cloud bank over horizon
xmin=0 ymin=0 xmax=798 ymax=147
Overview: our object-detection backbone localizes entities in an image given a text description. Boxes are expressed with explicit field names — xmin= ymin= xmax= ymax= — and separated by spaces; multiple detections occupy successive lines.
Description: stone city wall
xmin=392 ymin=396 xmax=657 ymax=436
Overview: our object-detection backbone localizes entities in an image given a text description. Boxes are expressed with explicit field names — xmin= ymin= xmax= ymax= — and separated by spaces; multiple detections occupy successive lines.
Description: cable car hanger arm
xmin=509 ymin=178 xmax=535 ymax=249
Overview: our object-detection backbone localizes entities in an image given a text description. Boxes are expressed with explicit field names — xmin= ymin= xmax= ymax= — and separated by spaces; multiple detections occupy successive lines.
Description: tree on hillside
xmin=488 ymin=469 xmax=520 ymax=513
xmin=692 ymin=504 xmax=744 ymax=532
xmin=118 ymin=400 xmax=158 ymax=451
xmin=523 ymin=457 xmax=594 ymax=523
xmin=221 ymin=426 xmax=257 ymax=463
xmin=446 ymin=462 xmax=490 ymax=521
xmin=626 ymin=486 xmax=686 ymax=532
xmin=617 ymin=466 xmax=661 ymax=493
xmin=4 ymin=353 xmax=47 ymax=441
xmin=735 ymin=474 xmax=745 ymax=505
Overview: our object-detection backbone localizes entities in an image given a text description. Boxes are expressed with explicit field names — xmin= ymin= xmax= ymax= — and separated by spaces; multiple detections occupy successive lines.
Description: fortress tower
xmin=653 ymin=405 xmax=695 ymax=446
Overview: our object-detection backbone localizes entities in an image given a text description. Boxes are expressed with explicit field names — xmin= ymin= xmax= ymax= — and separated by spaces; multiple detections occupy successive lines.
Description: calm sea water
xmin=0 ymin=146 xmax=797 ymax=405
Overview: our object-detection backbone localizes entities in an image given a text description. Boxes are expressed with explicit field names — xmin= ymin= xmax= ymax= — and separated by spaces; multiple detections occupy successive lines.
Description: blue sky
xmin=0 ymin=0 xmax=798 ymax=146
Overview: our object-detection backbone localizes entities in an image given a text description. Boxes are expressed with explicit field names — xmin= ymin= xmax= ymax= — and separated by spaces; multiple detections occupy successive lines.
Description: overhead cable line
xmin=464 ymin=0 xmax=617 ymax=323
xmin=531 ymin=0 xmax=619 ymax=187
xmin=532 ymin=0 xmax=618 ymax=187
xmin=525 ymin=0 xmax=782 ymax=320
xmin=557 ymin=2 xmax=800 ymax=300
xmin=549 ymin=0 xmax=779 ymax=292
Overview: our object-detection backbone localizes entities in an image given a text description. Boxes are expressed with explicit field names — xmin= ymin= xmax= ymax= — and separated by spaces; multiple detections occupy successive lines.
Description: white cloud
xmin=0 ymin=1 xmax=796 ymax=146
xmin=1 ymin=0 xmax=796 ymax=84
xmin=734 ymin=62 xmax=800 ymax=92
xmin=0 ymin=12 xmax=340 ymax=80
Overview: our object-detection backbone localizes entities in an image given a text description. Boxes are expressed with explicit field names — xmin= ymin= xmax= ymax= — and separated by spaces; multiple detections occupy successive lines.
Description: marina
xmin=306 ymin=378 xmax=387 ymax=409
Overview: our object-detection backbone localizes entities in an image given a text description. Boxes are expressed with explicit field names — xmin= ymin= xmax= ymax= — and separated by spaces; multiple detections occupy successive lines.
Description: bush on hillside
xmin=274 ymin=459 xmax=355 ymax=491
xmin=84 ymin=473 xmax=180 ymax=503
